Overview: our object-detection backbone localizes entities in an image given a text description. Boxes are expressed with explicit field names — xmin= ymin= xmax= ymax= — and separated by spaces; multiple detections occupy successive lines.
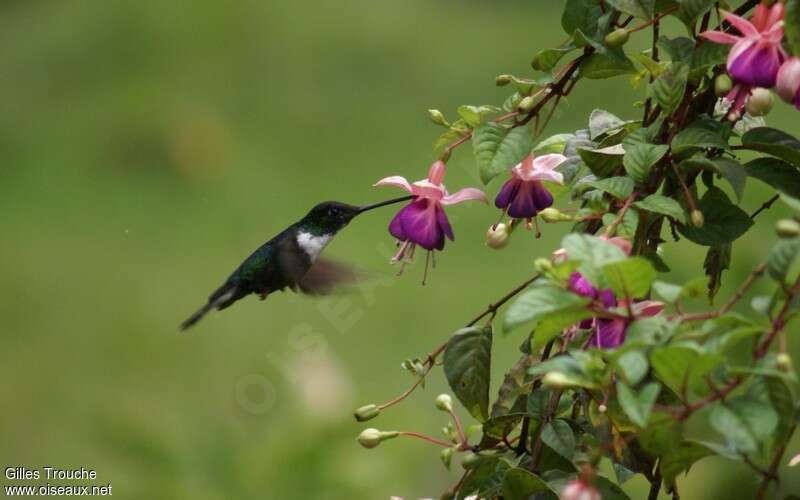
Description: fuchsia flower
xmin=495 ymin=153 xmax=566 ymax=219
xmin=777 ymin=58 xmax=800 ymax=110
xmin=701 ymin=3 xmax=786 ymax=88
xmin=560 ymin=479 xmax=601 ymax=500
xmin=375 ymin=161 xmax=487 ymax=263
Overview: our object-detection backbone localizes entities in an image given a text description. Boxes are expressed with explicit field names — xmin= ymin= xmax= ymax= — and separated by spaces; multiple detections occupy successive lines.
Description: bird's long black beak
xmin=357 ymin=195 xmax=414 ymax=214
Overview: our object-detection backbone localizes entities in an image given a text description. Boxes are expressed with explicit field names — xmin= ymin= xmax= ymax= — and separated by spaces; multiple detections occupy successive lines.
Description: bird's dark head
xmin=303 ymin=201 xmax=362 ymax=233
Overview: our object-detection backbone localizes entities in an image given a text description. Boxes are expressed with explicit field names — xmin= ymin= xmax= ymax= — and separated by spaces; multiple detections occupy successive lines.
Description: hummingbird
xmin=180 ymin=195 xmax=413 ymax=330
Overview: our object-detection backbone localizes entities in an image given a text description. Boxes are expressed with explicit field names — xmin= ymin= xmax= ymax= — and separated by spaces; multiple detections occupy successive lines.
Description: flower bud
xmin=714 ymin=74 xmax=733 ymax=97
xmin=560 ymin=480 xmax=601 ymax=500
xmin=353 ymin=404 xmax=381 ymax=422
xmin=542 ymin=371 xmax=572 ymax=389
xmin=598 ymin=404 xmax=607 ymax=414
xmin=539 ymin=207 xmax=574 ymax=223
xmin=461 ymin=452 xmax=482 ymax=469
xmin=690 ymin=209 xmax=705 ymax=228
xmin=428 ymin=109 xmax=449 ymax=126
xmin=486 ymin=223 xmax=510 ymax=249
xmin=776 ymin=219 xmax=800 ymax=238
xmin=440 ymin=447 xmax=454 ymax=469
xmin=604 ymin=28 xmax=630 ymax=48
xmin=776 ymin=58 xmax=800 ymax=110
xmin=534 ymin=257 xmax=553 ymax=273
xmin=517 ymin=95 xmax=535 ymax=113
xmin=495 ymin=74 xmax=513 ymax=86
xmin=435 ymin=394 xmax=453 ymax=413
xmin=777 ymin=353 xmax=793 ymax=372
xmin=745 ymin=88 xmax=774 ymax=117
xmin=357 ymin=428 xmax=399 ymax=449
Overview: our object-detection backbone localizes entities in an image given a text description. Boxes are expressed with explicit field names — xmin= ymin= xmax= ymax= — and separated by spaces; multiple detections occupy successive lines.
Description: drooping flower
xmin=560 ymin=479 xmax=601 ymax=500
xmin=776 ymin=57 xmax=800 ymax=110
xmin=700 ymin=3 xmax=786 ymax=88
xmin=374 ymin=160 xmax=487 ymax=266
xmin=589 ymin=299 xmax=665 ymax=349
xmin=495 ymin=153 xmax=566 ymax=220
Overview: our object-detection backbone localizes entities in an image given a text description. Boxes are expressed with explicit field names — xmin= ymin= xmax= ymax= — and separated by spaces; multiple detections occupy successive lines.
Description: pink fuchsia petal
xmin=512 ymin=154 xmax=566 ymax=183
xmin=751 ymin=2 xmax=784 ymax=33
xmin=700 ymin=30 xmax=740 ymax=45
xmin=427 ymin=160 xmax=446 ymax=185
xmin=728 ymin=38 xmax=785 ymax=87
xmin=441 ymin=187 xmax=488 ymax=206
xmin=777 ymin=58 xmax=800 ymax=107
xmin=721 ymin=10 xmax=760 ymax=38
xmin=495 ymin=177 xmax=521 ymax=209
xmin=394 ymin=198 xmax=445 ymax=251
xmin=374 ymin=176 xmax=413 ymax=193
xmin=633 ymin=300 xmax=665 ymax=318
xmin=600 ymin=236 xmax=632 ymax=256
xmin=410 ymin=179 xmax=446 ymax=200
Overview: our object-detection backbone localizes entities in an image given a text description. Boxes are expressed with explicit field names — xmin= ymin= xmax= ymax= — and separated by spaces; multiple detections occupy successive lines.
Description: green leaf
xmin=602 ymin=207 xmax=639 ymax=238
xmin=578 ymin=145 xmax=625 ymax=178
xmin=786 ymin=0 xmax=800 ymax=57
xmin=709 ymin=403 xmax=757 ymax=453
xmin=691 ymin=41 xmax=729 ymax=80
xmin=617 ymin=381 xmax=660 ymax=426
xmin=671 ymin=127 xmax=729 ymax=155
xmin=581 ymin=53 xmax=638 ymax=79
xmin=458 ymin=105 xmax=499 ymax=127
xmin=606 ymin=0 xmax=655 ymax=18
xmin=472 ymin=123 xmax=532 ymax=184
xmin=534 ymin=133 xmax=573 ymax=155
xmin=504 ymin=286 xmax=591 ymax=332
xmin=649 ymin=62 xmax=689 ymax=115
xmin=745 ymin=157 xmax=800 ymax=199
xmin=602 ymin=256 xmax=657 ymax=298
xmin=587 ymin=176 xmax=635 ymax=200
xmin=623 ymin=143 xmax=669 ymax=184
xmin=658 ymin=36 xmax=695 ymax=62
xmin=616 ymin=350 xmax=649 ymax=385
xmin=532 ymin=46 xmax=576 ymax=72
xmin=677 ymin=187 xmax=753 ymax=246
xmin=562 ymin=0 xmax=603 ymax=37
xmin=676 ymin=0 xmax=716 ymax=27
xmin=768 ymin=238 xmax=800 ymax=283
xmin=704 ymin=243 xmax=731 ymax=300
xmin=659 ymin=440 xmax=715 ymax=485
xmin=444 ymin=326 xmax=493 ymax=422
xmin=562 ymin=233 xmax=628 ymax=286
xmin=595 ymin=476 xmax=632 ymax=500
xmin=490 ymin=355 xmax=534 ymax=419
xmin=502 ymin=469 xmax=557 ymax=500
xmin=634 ymin=193 xmax=686 ymax=223
xmin=589 ymin=109 xmax=629 ymax=140
xmin=741 ymin=127 xmax=800 ymax=168
xmin=650 ymin=343 xmax=723 ymax=396
xmin=681 ymin=158 xmax=746 ymax=201
xmin=541 ymin=419 xmax=575 ymax=460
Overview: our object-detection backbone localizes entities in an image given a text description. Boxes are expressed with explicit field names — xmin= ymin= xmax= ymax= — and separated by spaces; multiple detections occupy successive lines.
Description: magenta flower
xmin=495 ymin=153 xmax=566 ymax=219
xmin=777 ymin=57 xmax=800 ymax=110
xmin=590 ymin=300 xmax=665 ymax=349
xmin=375 ymin=161 xmax=487 ymax=263
xmin=560 ymin=479 xmax=601 ymax=500
xmin=700 ymin=3 xmax=786 ymax=88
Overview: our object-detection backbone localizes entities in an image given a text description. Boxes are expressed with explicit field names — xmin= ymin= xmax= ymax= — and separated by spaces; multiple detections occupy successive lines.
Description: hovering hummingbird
xmin=180 ymin=196 xmax=412 ymax=330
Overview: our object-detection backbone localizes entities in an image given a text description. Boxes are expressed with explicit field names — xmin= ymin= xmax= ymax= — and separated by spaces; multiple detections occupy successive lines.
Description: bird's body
xmin=180 ymin=197 xmax=410 ymax=330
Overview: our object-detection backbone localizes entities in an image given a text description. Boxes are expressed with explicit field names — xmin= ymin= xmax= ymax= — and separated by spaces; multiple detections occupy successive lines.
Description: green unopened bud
xmin=435 ymin=394 xmax=453 ymax=412
xmin=495 ymin=74 xmax=513 ymax=86
xmin=598 ymin=404 xmax=608 ymax=413
xmin=357 ymin=428 xmax=399 ymax=449
xmin=776 ymin=219 xmax=800 ymax=238
xmin=714 ymin=74 xmax=733 ymax=97
xmin=777 ymin=353 xmax=793 ymax=372
xmin=690 ymin=209 xmax=705 ymax=228
xmin=604 ymin=28 xmax=630 ymax=48
xmin=746 ymin=87 xmax=774 ymax=117
xmin=542 ymin=371 xmax=572 ymax=389
xmin=534 ymin=257 xmax=553 ymax=273
xmin=486 ymin=223 xmax=510 ymax=249
xmin=539 ymin=207 xmax=574 ymax=223
xmin=353 ymin=404 xmax=381 ymax=422
xmin=440 ymin=447 xmax=454 ymax=469
xmin=461 ymin=452 xmax=482 ymax=469
xmin=428 ymin=109 xmax=449 ymax=126
xmin=517 ymin=95 xmax=535 ymax=113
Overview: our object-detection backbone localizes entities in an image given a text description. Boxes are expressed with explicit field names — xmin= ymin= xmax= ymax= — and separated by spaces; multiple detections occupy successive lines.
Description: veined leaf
xmin=587 ymin=176 xmax=635 ymax=200
xmin=444 ymin=326 xmax=493 ymax=422
xmin=676 ymin=0 xmax=716 ymax=27
xmin=677 ymin=187 xmax=753 ymax=246
xmin=578 ymin=145 xmax=625 ymax=178
xmin=602 ymin=256 xmax=657 ymax=298
xmin=472 ymin=123 xmax=532 ymax=184
xmin=504 ymin=286 xmax=591 ymax=332
xmin=502 ymin=469 xmax=557 ymax=500
xmin=581 ymin=53 xmax=638 ymax=79
xmin=650 ymin=343 xmax=723 ymax=396
xmin=617 ymin=381 xmax=660 ymax=427
xmin=562 ymin=0 xmax=603 ymax=37
xmin=745 ymin=157 xmax=800 ymax=199
xmin=541 ymin=419 xmax=575 ymax=460
xmin=532 ymin=46 xmax=576 ymax=72
xmin=681 ymin=158 xmax=746 ymax=201
xmin=741 ymin=127 xmax=800 ymax=167
xmin=767 ymin=238 xmax=800 ymax=284
xmin=634 ymin=193 xmax=686 ymax=223
xmin=606 ymin=0 xmax=655 ymax=19
xmin=650 ymin=62 xmax=688 ymax=115
xmin=589 ymin=109 xmax=629 ymax=140
xmin=671 ymin=127 xmax=729 ymax=154
xmin=623 ymin=143 xmax=669 ymax=184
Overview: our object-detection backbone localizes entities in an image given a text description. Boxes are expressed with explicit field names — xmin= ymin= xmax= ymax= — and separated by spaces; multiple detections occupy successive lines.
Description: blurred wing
xmin=276 ymin=235 xmax=312 ymax=292
xmin=298 ymin=258 xmax=364 ymax=295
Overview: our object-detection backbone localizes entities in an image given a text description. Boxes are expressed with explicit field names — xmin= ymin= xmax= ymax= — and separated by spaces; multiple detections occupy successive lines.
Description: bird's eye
xmin=327 ymin=208 xmax=338 ymax=217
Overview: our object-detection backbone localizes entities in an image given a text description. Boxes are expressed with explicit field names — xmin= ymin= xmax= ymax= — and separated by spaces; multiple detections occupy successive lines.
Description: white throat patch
xmin=296 ymin=231 xmax=333 ymax=261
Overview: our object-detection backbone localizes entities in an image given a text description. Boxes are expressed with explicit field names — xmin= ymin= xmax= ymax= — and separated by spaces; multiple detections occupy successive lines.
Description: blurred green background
xmin=1 ymin=1 xmax=798 ymax=498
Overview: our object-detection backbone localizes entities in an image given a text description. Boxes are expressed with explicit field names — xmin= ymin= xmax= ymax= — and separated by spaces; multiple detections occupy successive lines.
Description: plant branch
xmin=751 ymin=194 xmax=780 ymax=219
xmin=755 ymin=423 xmax=797 ymax=500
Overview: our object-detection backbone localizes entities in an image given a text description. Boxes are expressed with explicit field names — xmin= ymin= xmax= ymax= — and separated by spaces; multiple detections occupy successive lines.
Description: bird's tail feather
xmin=180 ymin=284 xmax=239 ymax=331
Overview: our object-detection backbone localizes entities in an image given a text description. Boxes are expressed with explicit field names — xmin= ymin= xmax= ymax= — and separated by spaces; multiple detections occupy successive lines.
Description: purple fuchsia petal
xmin=495 ymin=178 xmax=521 ymax=209
xmin=598 ymin=289 xmax=617 ymax=308
xmin=569 ymin=272 xmax=597 ymax=298
xmin=396 ymin=198 xmax=445 ymax=251
xmin=507 ymin=181 xmax=539 ymax=218
xmin=591 ymin=318 xmax=628 ymax=349
xmin=435 ymin=203 xmax=454 ymax=242
xmin=530 ymin=180 xmax=555 ymax=211
xmin=728 ymin=39 xmax=784 ymax=87
xmin=389 ymin=206 xmax=409 ymax=241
